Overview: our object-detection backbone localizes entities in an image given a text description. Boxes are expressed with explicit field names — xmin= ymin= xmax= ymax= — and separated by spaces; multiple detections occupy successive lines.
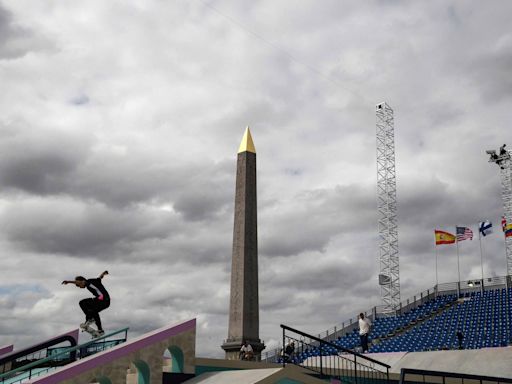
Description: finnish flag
xmin=479 ymin=221 xmax=493 ymax=236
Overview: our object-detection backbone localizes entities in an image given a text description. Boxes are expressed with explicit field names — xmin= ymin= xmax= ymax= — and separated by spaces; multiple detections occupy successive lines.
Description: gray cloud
xmin=0 ymin=122 xmax=92 ymax=195
xmin=260 ymin=184 xmax=376 ymax=257
xmin=469 ymin=36 xmax=512 ymax=103
xmin=0 ymin=197 xmax=172 ymax=255
xmin=0 ymin=3 xmax=50 ymax=59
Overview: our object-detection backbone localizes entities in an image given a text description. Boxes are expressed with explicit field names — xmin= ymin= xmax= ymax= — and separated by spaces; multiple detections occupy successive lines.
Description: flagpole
xmin=456 ymin=227 xmax=461 ymax=283
xmin=435 ymin=240 xmax=439 ymax=288
xmin=504 ymin=217 xmax=509 ymax=274
xmin=478 ymin=225 xmax=484 ymax=281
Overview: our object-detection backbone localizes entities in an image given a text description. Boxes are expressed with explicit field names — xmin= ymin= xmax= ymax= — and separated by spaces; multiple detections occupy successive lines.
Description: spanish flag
xmin=435 ymin=230 xmax=456 ymax=245
xmin=505 ymin=223 xmax=512 ymax=238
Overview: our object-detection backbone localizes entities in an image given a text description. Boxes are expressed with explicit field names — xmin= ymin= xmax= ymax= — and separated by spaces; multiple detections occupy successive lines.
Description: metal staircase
xmin=280 ymin=324 xmax=390 ymax=384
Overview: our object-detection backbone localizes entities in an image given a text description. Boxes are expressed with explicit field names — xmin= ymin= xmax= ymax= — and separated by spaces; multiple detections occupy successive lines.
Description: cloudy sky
xmin=0 ymin=0 xmax=511 ymax=358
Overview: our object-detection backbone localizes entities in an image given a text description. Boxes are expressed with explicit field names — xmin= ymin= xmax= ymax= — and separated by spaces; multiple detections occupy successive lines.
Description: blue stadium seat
xmin=294 ymin=289 xmax=511 ymax=363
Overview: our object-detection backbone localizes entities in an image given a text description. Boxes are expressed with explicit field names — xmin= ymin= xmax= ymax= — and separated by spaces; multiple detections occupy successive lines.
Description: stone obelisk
xmin=221 ymin=127 xmax=265 ymax=360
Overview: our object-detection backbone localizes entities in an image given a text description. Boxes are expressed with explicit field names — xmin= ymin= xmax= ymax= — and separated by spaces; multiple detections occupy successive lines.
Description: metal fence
xmin=281 ymin=324 xmax=390 ymax=384
xmin=400 ymin=367 xmax=512 ymax=384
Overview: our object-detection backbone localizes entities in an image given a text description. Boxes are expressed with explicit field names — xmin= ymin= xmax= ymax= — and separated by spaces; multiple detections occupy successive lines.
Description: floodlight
xmin=378 ymin=273 xmax=391 ymax=285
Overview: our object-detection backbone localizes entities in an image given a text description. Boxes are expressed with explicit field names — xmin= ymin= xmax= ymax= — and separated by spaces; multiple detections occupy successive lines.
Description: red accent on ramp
xmin=0 ymin=344 xmax=14 ymax=357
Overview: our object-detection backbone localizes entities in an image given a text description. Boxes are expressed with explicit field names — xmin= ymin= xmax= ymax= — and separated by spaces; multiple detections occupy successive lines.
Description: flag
xmin=478 ymin=221 xmax=493 ymax=237
xmin=503 ymin=217 xmax=512 ymax=237
xmin=456 ymin=226 xmax=473 ymax=241
xmin=506 ymin=223 xmax=512 ymax=238
xmin=435 ymin=230 xmax=456 ymax=245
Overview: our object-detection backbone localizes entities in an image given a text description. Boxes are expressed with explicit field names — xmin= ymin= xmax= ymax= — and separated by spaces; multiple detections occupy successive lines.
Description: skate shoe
xmin=80 ymin=319 xmax=96 ymax=329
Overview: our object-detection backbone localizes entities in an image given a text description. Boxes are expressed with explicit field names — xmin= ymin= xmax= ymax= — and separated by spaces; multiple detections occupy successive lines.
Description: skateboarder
xmin=62 ymin=271 xmax=110 ymax=336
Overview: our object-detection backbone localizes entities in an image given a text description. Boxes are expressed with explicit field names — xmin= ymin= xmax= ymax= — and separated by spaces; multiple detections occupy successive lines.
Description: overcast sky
xmin=0 ymin=0 xmax=511 ymax=358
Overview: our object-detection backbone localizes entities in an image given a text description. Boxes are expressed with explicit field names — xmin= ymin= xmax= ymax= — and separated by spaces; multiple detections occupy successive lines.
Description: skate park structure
xmin=0 ymin=319 xmax=195 ymax=384
xmin=26 ymin=319 xmax=196 ymax=384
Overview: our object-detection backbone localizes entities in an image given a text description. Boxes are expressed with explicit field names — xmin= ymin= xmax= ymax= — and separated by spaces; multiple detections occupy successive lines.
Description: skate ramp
xmin=185 ymin=368 xmax=282 ymax=384
xmin=26 ymin=318 xmax=196 ymax=384
xmin=187 ymin=364 xmax=328 ymax=384
xmin=358 ymin=351 xmax=407 ymax=367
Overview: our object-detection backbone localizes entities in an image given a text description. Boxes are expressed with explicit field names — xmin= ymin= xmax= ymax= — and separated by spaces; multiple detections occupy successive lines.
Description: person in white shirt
xmin=358 ymin=313 xmax=371 ymax=353
xmin=239 ymin=340 xmax=254 ymax=360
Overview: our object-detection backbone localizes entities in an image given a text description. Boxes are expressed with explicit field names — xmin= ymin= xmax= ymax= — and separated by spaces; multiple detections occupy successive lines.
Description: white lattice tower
xmin=487 ymin=146 xmax=512 ymax=275
xmin=376 ymin=102 xmax=400 ymax=312
xmin=498 ymin=150 xmax=512 ymax=274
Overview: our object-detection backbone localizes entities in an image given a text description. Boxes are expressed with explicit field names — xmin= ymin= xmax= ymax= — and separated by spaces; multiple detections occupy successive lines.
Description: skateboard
xmin=80 ymin=323 xmax=102 ymax=338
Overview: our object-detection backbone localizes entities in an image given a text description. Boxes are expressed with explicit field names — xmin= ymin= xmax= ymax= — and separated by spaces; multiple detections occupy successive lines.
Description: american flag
xmin=456 ymin=226 xmax=473 ymax=241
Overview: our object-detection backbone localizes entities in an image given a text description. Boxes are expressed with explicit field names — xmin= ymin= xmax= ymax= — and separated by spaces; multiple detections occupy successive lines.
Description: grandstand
xmin=373 ymin=288 xmax=511 ymax=352
xmin=335 ymin=287 xmax=511 ymax=353
xmin=268 ymin=276 xmax=512 ymax=382
xmin=269 ymin=275 xmax=512 ymax=368
xmin=338 ymin=276 xmax=510 ymax=350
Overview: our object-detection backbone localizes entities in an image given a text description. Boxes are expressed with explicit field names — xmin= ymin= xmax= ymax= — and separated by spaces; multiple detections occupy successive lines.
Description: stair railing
xmin=281 ymin=324 xmax=390 ymax=384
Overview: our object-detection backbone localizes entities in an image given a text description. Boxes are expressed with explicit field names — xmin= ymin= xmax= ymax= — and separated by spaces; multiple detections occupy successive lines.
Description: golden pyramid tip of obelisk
xmin=238 ymin=126 xmax=256 ymax=154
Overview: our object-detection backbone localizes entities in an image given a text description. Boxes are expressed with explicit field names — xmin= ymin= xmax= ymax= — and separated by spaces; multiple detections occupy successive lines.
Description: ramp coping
xmin=0 ymin=344 xmax=14 ymax=356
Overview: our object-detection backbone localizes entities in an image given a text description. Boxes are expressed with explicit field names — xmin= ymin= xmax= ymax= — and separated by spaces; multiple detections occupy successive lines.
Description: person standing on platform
xmin=358 ymin=313 xmax=371 ymax=353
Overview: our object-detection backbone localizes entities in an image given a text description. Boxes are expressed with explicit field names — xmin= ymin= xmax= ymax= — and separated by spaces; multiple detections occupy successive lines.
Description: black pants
xmin=79 ymin=298 xmax=110 ymax=330
xmin=360 ymin=334 xmax=369 ymax=352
